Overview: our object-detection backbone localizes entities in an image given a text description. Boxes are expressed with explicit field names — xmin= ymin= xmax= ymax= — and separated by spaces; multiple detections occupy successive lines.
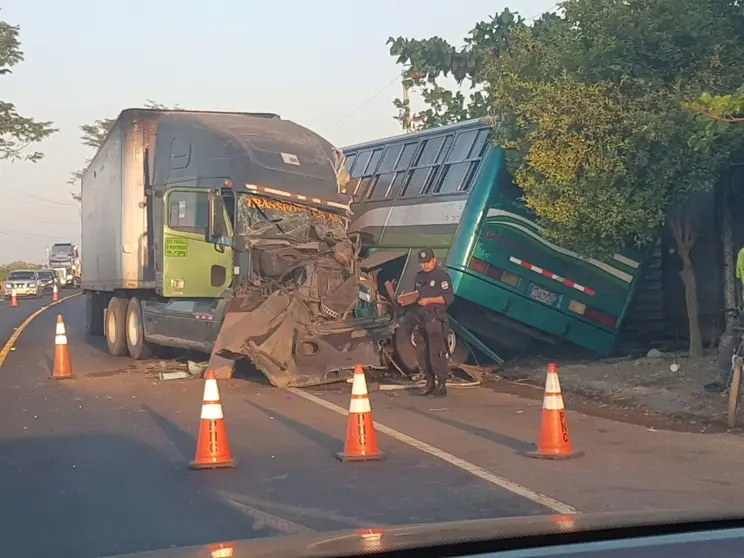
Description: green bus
xmin=342 ymin=119 xmax=653 ymax=369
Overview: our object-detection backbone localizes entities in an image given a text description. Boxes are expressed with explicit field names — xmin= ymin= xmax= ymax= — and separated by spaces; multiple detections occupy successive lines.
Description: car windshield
xmin=8 ymin=271 xmax=35 ymax=280
xmin=39 ymin=272 xmax=54 ymax=280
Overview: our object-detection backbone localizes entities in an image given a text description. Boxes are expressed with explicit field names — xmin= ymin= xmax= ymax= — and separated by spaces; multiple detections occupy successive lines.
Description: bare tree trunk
xmin=671 ymin=216 xmax=704 ymax=357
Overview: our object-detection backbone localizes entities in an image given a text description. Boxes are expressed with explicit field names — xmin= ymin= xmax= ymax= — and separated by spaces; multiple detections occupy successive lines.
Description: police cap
xmin=418 ymin=248 xmax=435 ymax=263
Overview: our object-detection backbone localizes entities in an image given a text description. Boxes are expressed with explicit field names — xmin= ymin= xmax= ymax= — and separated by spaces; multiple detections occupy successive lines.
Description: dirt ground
xmin=492 ymin=350 xmax=741 ymax=433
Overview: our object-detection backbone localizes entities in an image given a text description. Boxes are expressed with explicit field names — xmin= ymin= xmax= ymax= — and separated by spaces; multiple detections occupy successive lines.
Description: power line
xmin=0 ymin=185 xmax=79 ymax=208
xmin=325 ymin=74 xmax=402 ymax=129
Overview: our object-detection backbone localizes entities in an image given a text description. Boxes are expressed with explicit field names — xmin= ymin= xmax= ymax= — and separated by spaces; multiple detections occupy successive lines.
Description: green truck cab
xmin=82 ymin=109 xmax=393 ymax=387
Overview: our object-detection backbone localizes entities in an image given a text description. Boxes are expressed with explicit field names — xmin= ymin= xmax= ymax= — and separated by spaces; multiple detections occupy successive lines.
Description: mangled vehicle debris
xmin=213 ymin=194 xmax=396 ymax=388
xmin=80 ymin=108 xmax=397 ymax=389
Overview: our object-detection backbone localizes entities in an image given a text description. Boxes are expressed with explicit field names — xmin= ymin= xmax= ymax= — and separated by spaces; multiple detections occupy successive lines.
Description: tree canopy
xmin=388 ymin=0 xmax=744 ymax=355
xmin=0 ymin=10 xmax=56 ymax=162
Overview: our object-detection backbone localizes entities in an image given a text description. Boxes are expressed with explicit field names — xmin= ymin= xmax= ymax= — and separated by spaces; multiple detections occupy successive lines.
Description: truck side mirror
xmin=207 ymin=189 xmax=226 ymax=242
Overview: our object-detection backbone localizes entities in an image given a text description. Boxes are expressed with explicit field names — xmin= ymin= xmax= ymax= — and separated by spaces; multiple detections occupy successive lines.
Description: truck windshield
xmin=235 ymin=194 xmax=348 ymax=243
xmin=51 ymin=245 xmax=73 ymax=256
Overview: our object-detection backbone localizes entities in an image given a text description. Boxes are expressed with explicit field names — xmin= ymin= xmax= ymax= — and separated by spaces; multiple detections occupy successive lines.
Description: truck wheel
xmin=393 ymin=320 xmax=420 ymax=373
xmin=410 ymin=328 xmax=470 ymax=365
xmin=105 ymin=297 xmax=129 ymax=357
xmin=394 ymin=321 xmax=471 ymax=374
xmin=126 ymin=297 xmax=152 ymax=360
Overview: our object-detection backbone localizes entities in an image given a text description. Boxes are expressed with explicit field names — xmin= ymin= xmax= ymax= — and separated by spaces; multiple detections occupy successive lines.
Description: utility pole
xmin=402 ymin=75 xmax=412 ymax=133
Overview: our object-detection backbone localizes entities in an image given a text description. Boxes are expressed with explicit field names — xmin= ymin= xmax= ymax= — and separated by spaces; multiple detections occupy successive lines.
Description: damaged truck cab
xmin=82 ymin=108 xmax=394 ymax=387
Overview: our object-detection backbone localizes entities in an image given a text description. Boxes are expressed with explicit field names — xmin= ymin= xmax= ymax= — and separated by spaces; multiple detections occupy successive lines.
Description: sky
xmin=0 ymin=0 xmax=556 ymax=264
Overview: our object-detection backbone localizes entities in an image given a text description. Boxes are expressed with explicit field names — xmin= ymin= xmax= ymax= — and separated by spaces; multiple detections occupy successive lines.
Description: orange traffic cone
xmin=189 ymin=369 xmax=236 ymax=470
xmin=526 ymin=363 xmax=583 ymax=459
xmin=10 ymin=288 xmax=17 ymax=307
xmin=52 ymin=283 xmax=59 ymax=302
xmin=336 ymin=365 xmax=384 ymax=462
xmin=52 ymin=314 xmax=73 ymax=380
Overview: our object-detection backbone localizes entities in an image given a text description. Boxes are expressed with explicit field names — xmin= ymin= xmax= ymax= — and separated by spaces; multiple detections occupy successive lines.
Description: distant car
xmin=37 ymin=269 xmax=57 ymax=293
xmin=4 ymin=270 xmax=42 ymax=298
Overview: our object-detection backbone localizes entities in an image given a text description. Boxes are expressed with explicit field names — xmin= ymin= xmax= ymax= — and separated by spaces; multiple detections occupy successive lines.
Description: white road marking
xmin=288 ymin=388 xmax=578 ymax=515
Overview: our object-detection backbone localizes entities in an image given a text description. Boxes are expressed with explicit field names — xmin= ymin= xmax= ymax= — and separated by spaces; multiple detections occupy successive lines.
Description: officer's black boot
xmin=433 ymin=377 xmax=448 ymax=397
xmin=418 ymin=378 xmax=436 ymax=396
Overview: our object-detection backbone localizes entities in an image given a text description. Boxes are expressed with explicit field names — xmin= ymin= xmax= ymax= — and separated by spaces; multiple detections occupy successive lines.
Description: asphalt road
xmin=0 ymin=289 xmax=71 ymax=347
xmin=0 ymin=295 xmax=550 ymax=557
xmin=3 ymin=295 xmax=744 ymax=557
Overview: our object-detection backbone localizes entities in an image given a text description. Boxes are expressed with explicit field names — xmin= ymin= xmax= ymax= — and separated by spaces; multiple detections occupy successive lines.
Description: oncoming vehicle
xmin=37 ymin=269 xmax=57 ymax=293
xmin=49 ymin=243 xmax=80 ymax=287
xmin=82 ymin=108 xmax=393 ymax=388
xmin=4 ymin=270 xmax=42 ymax=298
xmin=342 ymin=119 xmax=654 ymax=368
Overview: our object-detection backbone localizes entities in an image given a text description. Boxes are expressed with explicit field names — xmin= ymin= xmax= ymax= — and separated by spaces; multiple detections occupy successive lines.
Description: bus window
xmin=368 ymin=145 xmax=403 ymax=200
xmin=448 ymin=130 xmax=478 ymax=161
xmin=364 ymin=149 xmax=384 ymax=176
xmin=353 ymin=148 xmax=384 ymax=200
xmin=344 ymin=154 xmax=356 ymax=173
xmin=350 ymin=151 xmax=372 ymax=178
xmin=433 ymin=128 xmax=489 ymax=195
xmin=469 ymin=129 xmax=490 ymax=158
xmin=423 ymin=134 xmax=454 ymax=194
xmin=400 ymin=137 xmax=445 ymax=197
xmin=396 ymin=143 xmax=418 ymax=171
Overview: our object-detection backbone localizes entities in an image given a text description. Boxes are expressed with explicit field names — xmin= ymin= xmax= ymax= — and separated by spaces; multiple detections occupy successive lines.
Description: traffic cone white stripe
xmin=351 ymin=371 xmax=368 ymax=395
xmin=55 ymin=335 xmax=68 ymax=345
xmin=56 ymin=321 xmax=66 ymax=335
xmin=203 ymin=378 xmax=219 ymax=401
xmin=545 ymin=371 xmax=560 ymax=392
xmin=201 ymin=403 xmax=224 ymax=420
xmin=211 ymin=549 xmax=234 ymax=558
xmin=349 ymin=396 xmax=372 ymax=414
xmin=543 ymin=394 xmax=564 ymax=410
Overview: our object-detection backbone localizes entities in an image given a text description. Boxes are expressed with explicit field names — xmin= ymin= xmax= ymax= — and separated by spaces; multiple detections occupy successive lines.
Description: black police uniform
xmin=412 ymin=248 xmax=454 ymax=397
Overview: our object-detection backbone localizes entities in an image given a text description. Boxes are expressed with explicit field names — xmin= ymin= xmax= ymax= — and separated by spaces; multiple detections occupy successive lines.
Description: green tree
xmin=687 ymin=85 xmax=744 ymax=149
xmin=387 ymin=10 xmax=531 ymax=130
xmin=0 ymin=11 xmax=57 ymax=161
xmin=69 ymin=100 xmax=181 ymax=201
xmin=389 ymin=0 xmax=744 ymax=355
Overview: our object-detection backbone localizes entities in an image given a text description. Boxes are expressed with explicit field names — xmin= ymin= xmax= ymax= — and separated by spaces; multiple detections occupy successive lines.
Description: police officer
xmin=411 ymin=248 xmax=454 ymax=397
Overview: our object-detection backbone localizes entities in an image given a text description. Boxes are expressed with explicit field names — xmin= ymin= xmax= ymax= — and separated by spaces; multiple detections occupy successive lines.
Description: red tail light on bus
xmin=468 ymin=257 xmax=520 ymax=287
xmin=568 ymin=299 xmax=617 ymax=328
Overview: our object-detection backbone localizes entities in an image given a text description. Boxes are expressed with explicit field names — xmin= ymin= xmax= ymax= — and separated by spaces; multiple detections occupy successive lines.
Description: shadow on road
xmin=0 ymin=432 xmax=277 ymax=558
xmin=142 ymin=404 xmax=197 ymax=460
xmin=245 ymin=399 xmax=342 ymax=456
xmin=403 ymin=405 xmax=535 ymax=454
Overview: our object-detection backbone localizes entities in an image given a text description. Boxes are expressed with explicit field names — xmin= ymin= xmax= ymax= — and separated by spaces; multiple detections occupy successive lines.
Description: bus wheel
xmin=126 ymin=297 xmax=153 ymax=360
xmin=105 ymin=297 xmax=129 ymax=357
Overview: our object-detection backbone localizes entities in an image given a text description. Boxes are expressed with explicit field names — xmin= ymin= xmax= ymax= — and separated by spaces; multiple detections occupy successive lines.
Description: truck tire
xmin=393 ymin=319 xmax=470 ymax=373
xmin=85 ymin=292 xmax=106 ymax=336
xmin=105 ymin=297 xmax=129 ymax=357
xmin=126 ymin=297 xmax=153 ymax=360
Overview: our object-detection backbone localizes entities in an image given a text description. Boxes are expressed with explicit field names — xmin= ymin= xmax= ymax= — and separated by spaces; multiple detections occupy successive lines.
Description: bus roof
xmin=343 ymin=118 xmax=490 ymax=152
